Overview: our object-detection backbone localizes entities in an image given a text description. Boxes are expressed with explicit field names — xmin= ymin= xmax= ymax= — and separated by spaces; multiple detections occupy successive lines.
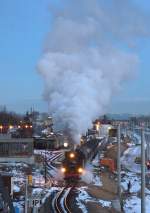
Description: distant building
xmin=111 ymin=119 xmax=129 ymax=127
xmin=130 ymin=116 xmax=150 ymax=128
xmin=0 ymin=137 xmax=34 ymax=164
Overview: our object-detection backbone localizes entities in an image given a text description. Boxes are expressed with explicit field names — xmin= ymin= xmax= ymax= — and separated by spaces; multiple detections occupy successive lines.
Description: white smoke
xmin=37 ymin=0 xmax=150 ymax=142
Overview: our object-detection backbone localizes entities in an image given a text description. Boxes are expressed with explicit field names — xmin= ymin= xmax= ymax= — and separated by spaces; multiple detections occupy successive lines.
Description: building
xmin=0 ymin=137 xmax=34 ymax=164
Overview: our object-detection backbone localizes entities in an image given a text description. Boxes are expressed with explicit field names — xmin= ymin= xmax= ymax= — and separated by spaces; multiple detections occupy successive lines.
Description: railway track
xmin=40 ymin=150 xmax=64 ymax=186
xmin=53 ymin=187 xmax=72 ymax=213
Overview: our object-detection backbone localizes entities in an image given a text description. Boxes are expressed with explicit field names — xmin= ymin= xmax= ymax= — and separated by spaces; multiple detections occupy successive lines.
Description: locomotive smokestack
xmin=37 ymin=0 xmax=150 ymax=143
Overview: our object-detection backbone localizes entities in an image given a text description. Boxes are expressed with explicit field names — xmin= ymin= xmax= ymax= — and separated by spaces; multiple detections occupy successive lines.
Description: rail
xmin=53 ymin=187 xmax=72 ymax=213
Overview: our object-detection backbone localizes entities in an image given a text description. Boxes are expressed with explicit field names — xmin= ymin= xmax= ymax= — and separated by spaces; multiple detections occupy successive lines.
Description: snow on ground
xmin=92 ymin=154 xmax=103 ymax=186
xmin=132 ymin=132 xmax=141 ymax=144
xmin=76 ymin=187 xmax=112 ymax=212
xmin=92 ymin=154 xmax=99 ymax=167
xmin=32 ymin=188 xmax=43 ymax=195
xmin=34 ymin=149 xmax=63 ymax=162
xmin=0 ymin=162 xmax=28 ymax=196
xmin=121 ymin=132 xmax=150 ymax=212
xmin=13 ymin=184 xmax=20 ymax=193
xmin=34 ymin=149 xmax=63 ymax=181
xmin=124 ymin=195 xmax=150 ymax=213
xmin=76 ymin=187 xmax=92 ymax=213
xmin=121 ymin=172 xmax=141 ymax=193
xmin=32 ymin=187 xmax=60 ymax=202
xmin=121 ymin=145 xmax=141 ymax=173
xmin=32 ymin=173 xmax=45 ymax=187
xmin=13 ymin=201 xmax=24 ymax=213
xmin=0 ymin=150 xmax=63 ymax=212
xmin=42 ymin=187 xmax=60 ymax=203
xmin=14 ymin=187 xmax=60 ymax=212
xmin=98 ymin=199 xmax=111 ymax=208
xmin=121 ymin=171 xmax=150 ymax=212
xmin=92 ymin=175 xmax=103 ymax=186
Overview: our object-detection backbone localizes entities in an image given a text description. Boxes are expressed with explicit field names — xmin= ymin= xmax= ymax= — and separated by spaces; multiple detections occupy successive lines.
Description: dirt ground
xmin=86 ymin=171 xmax=120 ymax=213
xmin=84 ymin=141 xmax=129 ymax=213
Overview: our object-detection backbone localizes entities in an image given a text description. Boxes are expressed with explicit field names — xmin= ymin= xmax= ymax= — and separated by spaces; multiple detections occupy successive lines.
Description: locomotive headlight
xmin=61 ymin=167 xmax=66 ymax=173
xmin=78 ymin=168 xmax=83 ymax=173
xmin=64 ymin=142 xmax=68 ymax=148
xmin=70 ymin=153 xmax=75 ymax=158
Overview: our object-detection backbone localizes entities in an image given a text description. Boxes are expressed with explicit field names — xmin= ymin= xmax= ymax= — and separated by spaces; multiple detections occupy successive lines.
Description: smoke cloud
xmin=37 ymin=0 xmax=150 ymax=142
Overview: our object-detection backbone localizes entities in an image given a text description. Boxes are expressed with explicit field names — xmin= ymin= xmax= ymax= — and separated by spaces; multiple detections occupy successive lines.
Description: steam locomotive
xmin=61 ymin=150 xmax=84 ymax=183
xmin=61 ymin=137 xmax=100 ymax=183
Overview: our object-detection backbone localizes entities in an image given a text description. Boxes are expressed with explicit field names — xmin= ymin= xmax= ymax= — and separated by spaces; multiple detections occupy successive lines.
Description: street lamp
xmin=0 ymin=125 xmax=3 ymax=134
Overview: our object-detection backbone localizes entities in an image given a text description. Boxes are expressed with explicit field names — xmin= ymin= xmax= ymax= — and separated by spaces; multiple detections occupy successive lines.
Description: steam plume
xmin=38 ymin=0 xmax=149 ymax=142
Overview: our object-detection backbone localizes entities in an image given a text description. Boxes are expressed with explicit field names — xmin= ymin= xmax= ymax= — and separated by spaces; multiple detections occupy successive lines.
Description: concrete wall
xmin=0 ymin=156 xmax=34 ymax=164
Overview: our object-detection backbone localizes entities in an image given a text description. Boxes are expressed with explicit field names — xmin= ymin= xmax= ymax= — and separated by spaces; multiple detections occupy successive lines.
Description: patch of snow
xmin=32 ymin=188 xmax=43 ymax=195
xmin=132 ymin=133 xmax=141 ymax=144
xmin=121 ymin=172 xmax=141 ymax=193
xmin=98 ymin=199 xmax=111 ymax=208
xmin=13 ymin=185 xmax=20 ymax=192
xmin=76 ymin=187 xmax=90 ymax=213
xmin=92 ymin=175 xmax=102 ymax=186
xmin=145 ymin=188 xmax=150 ymax=194
xmin=13 ymin=201 xmax=24 ymax=213
xmin=124 ymin=195 xmax=150 ymax=213
xmin=121 ymin=146 xmax=142 ymax=173
xmin=92 ymin=154 xmax=99 ymax=167
xmin=76 ymin=187 xmax=112 ymax=212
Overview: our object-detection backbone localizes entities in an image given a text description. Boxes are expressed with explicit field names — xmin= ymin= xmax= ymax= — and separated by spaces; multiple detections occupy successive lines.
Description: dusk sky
xmin=0 ymin=0 xmax=150 ymax=114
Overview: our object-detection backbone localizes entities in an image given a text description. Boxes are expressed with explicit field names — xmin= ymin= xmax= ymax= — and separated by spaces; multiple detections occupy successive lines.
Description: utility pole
xmin=117 ymin=124 xmax=121 ymax=202
xmin=147 ymin=133 xmax=150 ymax=161
xmin=25 ymin=177 xmax=28 ymax=213
xmin=141 ymin=128 xmax=145 ymax=213
xmin=44 ymin=141 xmax=47 ymax=185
